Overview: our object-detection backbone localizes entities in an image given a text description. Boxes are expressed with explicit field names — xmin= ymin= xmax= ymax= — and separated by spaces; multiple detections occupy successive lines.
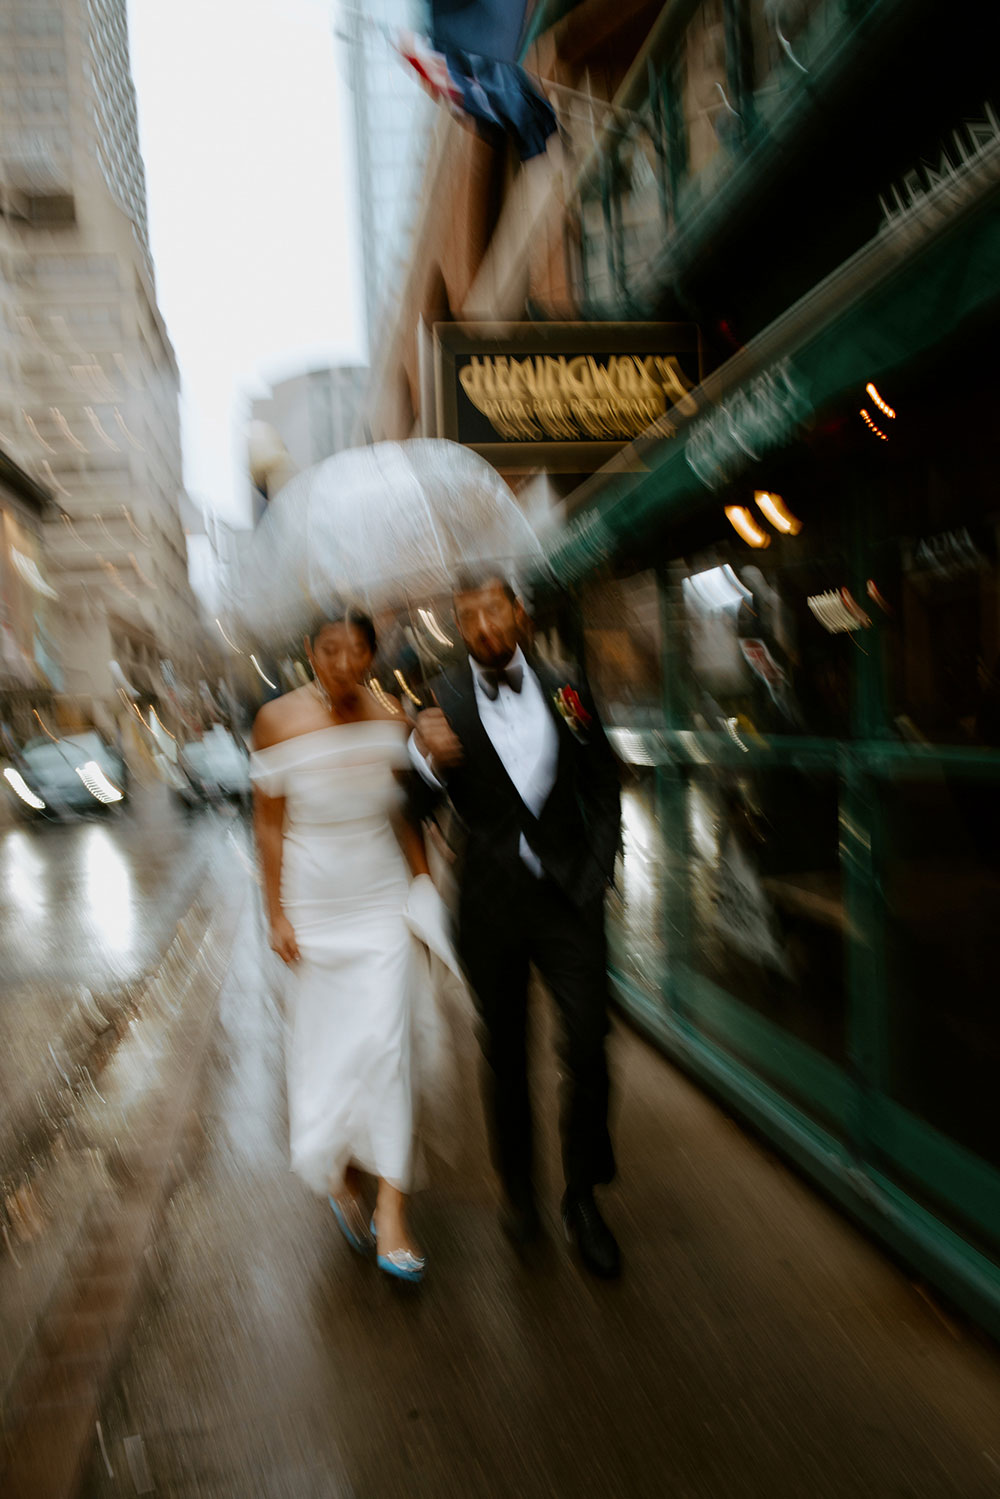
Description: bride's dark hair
xmin=306 ymin=605 xmax=377 ymax=655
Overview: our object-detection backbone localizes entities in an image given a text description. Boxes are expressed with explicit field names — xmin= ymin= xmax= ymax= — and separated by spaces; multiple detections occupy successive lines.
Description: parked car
xmin=178 ymin=725 xmax=251 ymax=807
xmin=3 ymin=731 xmax=128 ymax=819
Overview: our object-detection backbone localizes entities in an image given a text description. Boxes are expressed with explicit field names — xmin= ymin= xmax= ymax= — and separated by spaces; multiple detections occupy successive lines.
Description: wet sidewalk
xmin=0 ymin=791 xmax=235 ymax=1200
xmin=52 ymin=857 xmax=1000 ymax=1499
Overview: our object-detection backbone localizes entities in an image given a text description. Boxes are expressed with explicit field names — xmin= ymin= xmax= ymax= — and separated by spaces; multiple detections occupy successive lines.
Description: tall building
xmin=0 ymin=0 xmax=203 ymax=719
xmin=0 ymin=439 xmax=56 ymax=744
xmin=251 ymin=365 xmax=368 ymax=485
xmin=339 ymin=0 xmax=436 ymax=351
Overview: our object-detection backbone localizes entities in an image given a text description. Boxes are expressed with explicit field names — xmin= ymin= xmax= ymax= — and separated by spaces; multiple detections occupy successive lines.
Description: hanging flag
xmin=399 ymin=1 xmax=557 ymax=161
xmin=430 ymin=0 xmax=530 ymax=61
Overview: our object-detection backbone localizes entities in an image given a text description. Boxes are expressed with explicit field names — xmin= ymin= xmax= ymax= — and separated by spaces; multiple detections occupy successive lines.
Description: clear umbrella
xmin=230 ymin=439 xmax=545 ymax=645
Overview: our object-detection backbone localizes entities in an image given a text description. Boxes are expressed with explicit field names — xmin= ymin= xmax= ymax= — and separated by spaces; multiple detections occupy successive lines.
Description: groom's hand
xmin=416 ymin=708 xmax=463 ymax=771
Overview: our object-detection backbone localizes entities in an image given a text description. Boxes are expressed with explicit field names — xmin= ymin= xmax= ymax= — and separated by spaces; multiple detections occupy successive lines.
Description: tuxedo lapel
xmin=440 ymin=665 xmax=524 ymax=804
xmin=531 ymin=659 xmax=578 ymax=763
xmin=432 ymin=657 xmax=618 ymax=907
xmin=439 ymin=663 xmax=488 ymax=748
xmin=534 ymin=662 xmax=563 ymax=724
xmin=438 ymin=659 xmax=578 ymax=821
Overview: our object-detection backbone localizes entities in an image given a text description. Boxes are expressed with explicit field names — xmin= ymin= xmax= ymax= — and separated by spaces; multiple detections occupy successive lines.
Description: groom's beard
xmin=466 ymin=640 xmax=517 ymax=670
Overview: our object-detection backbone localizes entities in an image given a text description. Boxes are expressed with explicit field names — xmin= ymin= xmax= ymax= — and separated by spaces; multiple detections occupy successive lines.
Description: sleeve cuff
xmin=407 ymin=731 xmax=444 ymax=788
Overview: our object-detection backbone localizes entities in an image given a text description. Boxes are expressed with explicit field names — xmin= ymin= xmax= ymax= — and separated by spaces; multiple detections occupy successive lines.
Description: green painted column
xmin=841 ymin=480 xmax=890 ymax=1165
xmin=657 ymin=563 xmax=691 ymax=1015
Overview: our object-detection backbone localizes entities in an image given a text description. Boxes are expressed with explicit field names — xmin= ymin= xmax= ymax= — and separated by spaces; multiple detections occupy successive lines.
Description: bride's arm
xmin=391 ymin=803 xmax=431 ymax=880
xmin=252 ymin=704 xmax=300 ymax=965
xmin=253 ymin=788 xmax=300 ymax=963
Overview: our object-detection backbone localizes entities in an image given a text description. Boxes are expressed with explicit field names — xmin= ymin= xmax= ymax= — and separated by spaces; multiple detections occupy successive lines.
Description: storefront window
xmin=575 ymin=117 xmax=670 ymax=310
xmin=578 ymin=570 xmax=669 ymax=1000
xmin=679 ymin=0 xmax=726 ymax=181
xmin=607 ymin=764 xmax=669 ymax=1002
xmin=750 ymin=0 xmax=844 ymax=110
xmin=880 ymin=477 xmax=1000 ymax=750
xmin=677 ymin=522 xmax=855 ymax=741
xmin=684 ymin=762 xmax=846 ymax=1106
xmin=882 ymin=778 xmax=1000 ymax=1172
xmin=581 ymin=570 xmax=662 ymax=725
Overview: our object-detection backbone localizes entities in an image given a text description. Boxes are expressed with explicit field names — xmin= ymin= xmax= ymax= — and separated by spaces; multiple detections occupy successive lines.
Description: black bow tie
xmin=479 ymin=664 xmax=524 ymax=700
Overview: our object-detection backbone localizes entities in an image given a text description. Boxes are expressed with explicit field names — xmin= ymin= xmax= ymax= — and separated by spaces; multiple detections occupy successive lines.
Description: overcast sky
xmin=127 ymin=0 xmax=365 ymax=527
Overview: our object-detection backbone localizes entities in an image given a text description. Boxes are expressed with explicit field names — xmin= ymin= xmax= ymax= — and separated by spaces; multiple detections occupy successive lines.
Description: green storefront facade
xmin=497 ymin=0 xmax=1000 ymax=1332
xmin=532 ymin=129 xmax=1000 ymax=1333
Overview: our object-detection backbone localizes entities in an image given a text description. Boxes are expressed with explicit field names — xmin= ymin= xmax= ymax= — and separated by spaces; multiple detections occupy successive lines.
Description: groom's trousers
xmin=457 ymin=864 xmax=616 ymax=1203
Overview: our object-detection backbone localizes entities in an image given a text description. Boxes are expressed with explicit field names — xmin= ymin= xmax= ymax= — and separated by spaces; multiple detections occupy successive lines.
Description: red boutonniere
xmin=553 ymin=684 xmax=592 ymax=739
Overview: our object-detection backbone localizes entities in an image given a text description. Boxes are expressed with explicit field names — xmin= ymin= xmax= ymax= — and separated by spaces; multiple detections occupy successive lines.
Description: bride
xmin=250 ymin=606 xmax=453 ymax=1283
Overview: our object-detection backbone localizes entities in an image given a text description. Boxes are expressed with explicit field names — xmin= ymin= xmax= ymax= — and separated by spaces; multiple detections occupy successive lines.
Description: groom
xmin=411 ymin=571 xmax=623 ymax=1277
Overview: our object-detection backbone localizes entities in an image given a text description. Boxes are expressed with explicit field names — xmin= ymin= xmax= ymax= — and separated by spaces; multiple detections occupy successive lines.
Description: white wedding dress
xmin=250 ymin=719 xmax=461 ymax=1196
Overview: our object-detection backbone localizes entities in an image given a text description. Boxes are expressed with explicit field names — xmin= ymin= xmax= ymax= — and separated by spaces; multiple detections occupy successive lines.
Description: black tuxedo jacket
xmin=422 ymin=657 xmax=621 ymax=912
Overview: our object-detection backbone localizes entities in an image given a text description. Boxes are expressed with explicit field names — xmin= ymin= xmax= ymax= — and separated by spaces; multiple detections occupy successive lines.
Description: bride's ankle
xmin=374 ymin=1211 xmax=418 ymax=1251
xmin=337 ymin=1165 xmax=363 ymax=1198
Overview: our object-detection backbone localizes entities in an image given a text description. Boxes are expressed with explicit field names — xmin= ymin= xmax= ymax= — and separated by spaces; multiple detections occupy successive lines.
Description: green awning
xmin=545 ymin=176 xmax=1000 ymax=583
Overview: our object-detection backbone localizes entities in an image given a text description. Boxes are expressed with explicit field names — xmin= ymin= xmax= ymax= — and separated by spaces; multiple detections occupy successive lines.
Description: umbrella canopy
xmin=230 ymin=439 xmax=545 ymax=643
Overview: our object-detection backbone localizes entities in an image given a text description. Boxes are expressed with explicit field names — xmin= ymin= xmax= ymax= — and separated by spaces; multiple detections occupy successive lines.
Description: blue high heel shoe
xmin=328 ymin=1195 xmax=375 ymax=1256
xmin=370 ymin=1216 xmax=425 ymax=1283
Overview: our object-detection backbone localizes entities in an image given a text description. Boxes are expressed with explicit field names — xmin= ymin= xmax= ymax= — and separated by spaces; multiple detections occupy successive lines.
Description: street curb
xmin=0 ymin=881 xmax=247 ymax=1499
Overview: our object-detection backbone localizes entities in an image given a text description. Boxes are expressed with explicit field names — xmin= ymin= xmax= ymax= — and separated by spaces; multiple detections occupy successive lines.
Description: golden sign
xmin=457 ymin=354 xmax=697 ymax=442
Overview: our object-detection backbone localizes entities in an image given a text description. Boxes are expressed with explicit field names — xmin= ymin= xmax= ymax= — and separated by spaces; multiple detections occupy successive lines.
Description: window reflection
xmin=682 ymin=561 xmax=806 ymax=735
xmin=677 ymin=494 xmax=855 ymax=740
xmin=608 ymin=768 xmax=667 ymax=998
xmin=687 ymin=766 xmax=846 ymax=1076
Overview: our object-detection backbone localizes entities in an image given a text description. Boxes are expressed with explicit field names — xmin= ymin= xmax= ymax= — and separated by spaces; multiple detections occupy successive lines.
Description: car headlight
xmin=75 ymin=760 xmax=123 ymax=804
xmin=3 ymin=767 xmax=46 ymax=810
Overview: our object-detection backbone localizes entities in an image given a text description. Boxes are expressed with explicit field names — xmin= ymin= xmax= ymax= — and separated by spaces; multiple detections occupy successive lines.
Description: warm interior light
xmin=866 ymin=578 xmax=892 ymax=614
xmin=859 ymin=408 xmax=890 ymax=441
xmin=725 ymin=506 xmax=770 ymax=548
xmin=865 ymin=382 xmax=895 ymax=419
xmin=807 ymin=588 xmax=872 ymax=634
xmin=754 ymin=491 xmax=802 ymax=536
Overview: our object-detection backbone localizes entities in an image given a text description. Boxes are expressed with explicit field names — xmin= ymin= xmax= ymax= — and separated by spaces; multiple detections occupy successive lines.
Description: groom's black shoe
xmin=563 ymin=1192 xmax=621 ymax=1279
xmin=499 ymin=1195 xmax=543 ymax=1251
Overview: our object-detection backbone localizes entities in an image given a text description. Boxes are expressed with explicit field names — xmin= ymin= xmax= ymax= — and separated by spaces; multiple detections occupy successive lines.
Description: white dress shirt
xmin=409 ymin=647 xmax=559 ymax=875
